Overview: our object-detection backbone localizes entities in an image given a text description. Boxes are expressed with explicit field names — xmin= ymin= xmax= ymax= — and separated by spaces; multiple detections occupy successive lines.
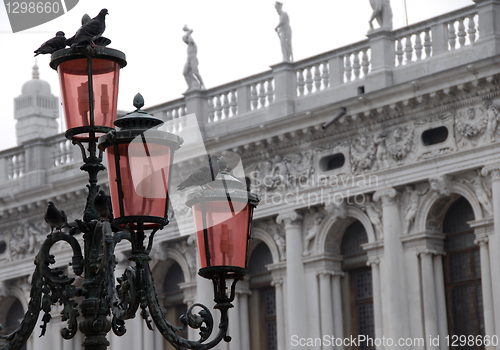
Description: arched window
xmin=443 ymin=197 xmax=484 ymax=345
xmin=1 ymin=299 xmax=25 ymax=350
xmin=341 ymin=221 xmax=374 ymax=350
xmin=163 ymin=262 xmax=187 ymax=350
xmin=248 ymin=242 xmax=276 ymax=350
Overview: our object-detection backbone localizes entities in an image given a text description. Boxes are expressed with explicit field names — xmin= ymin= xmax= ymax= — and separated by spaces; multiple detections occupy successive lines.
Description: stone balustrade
xmin=1 ymin=147 xmax=25 ymax=181
xmin=392 ymin=5 xmax=478 ymax=67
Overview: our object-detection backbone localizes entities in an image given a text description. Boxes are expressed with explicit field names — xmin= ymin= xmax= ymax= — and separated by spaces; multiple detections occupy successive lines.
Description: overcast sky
xmin=0 ymin=0 xmax=473 ymax=151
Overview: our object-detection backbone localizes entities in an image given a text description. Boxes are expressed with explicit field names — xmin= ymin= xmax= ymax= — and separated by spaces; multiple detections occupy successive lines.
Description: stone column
xmin=419 ymin=251 xmax=439 ymax=350
xmin=367 ymin=258 xmax=383 ymax=347
xmin=230 ymin=291 xmax=241 ymax=350
xmin=238 ymin=280 xmax=251 ymax=350
xmin=318 ymin=272 xmax=335 ymax=338
xmin=433 ymin=254 xmax=448 ymax=350
xmin=482 ymin=164 xmax=500 ymax=339
xmin=476 ymin=237 xmax=496 ymax=350
xmin=271 ymin=279 xmax=286 ymax=350
xmin=276 ymin=211 xmax=308 ymax=342
xmin=373 ymin=188 xmax=410 ymax=347
xmin=331 ymin=272 xmax=344 ymax=350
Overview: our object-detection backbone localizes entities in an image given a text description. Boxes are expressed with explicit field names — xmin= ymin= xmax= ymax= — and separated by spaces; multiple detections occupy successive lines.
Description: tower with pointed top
xmin=14 ymin=64 xmax=59 ymax=145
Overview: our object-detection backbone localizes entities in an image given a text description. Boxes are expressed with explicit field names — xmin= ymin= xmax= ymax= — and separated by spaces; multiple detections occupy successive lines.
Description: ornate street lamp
xmin=0 ymin=39 xmax=259 ymax=350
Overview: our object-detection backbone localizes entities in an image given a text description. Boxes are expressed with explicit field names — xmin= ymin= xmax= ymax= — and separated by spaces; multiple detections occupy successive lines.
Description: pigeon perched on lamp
xmin=44 ymin=201 xmax=69 ymax=234
xmin=177 ymin=155 xmax=226 ymax=190
xmin=34 ymin=31 xmax=66 ymax=56
xmin=66 ymin=8 xmax=108 ymax=48
xmin=94 ymin=190 xmax=113 ymax=220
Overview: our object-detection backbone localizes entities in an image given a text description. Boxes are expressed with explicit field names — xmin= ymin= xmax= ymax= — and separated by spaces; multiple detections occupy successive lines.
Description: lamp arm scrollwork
xmin=0 ymin=231 xmax=84 ymax=350
xmin=143 ymin=262 xmax=233 ymax=350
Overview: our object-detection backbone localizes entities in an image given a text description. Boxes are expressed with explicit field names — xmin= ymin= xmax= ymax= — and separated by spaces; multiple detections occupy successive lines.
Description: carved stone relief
xmin=361 ymin=194 xmax=383 ymax=240
xmin=455 ymin=106 xmax=487 ymax=148
xmin=429 ymin=175 xmax=452 ymax=197
xmin=350 ymin=126 xmax=415 ymax=174
xmin=461 ymin=170 xmax=493 ymax=217
xmin=245 ymin=150 xmax=314 ymax=193
xmin=401 ymin=184 xmax=429 ymax=235
xmin=302 ymin=208 xmax=325 ymax=256
xmin=255 ymin=219 xmax=286 ymax=261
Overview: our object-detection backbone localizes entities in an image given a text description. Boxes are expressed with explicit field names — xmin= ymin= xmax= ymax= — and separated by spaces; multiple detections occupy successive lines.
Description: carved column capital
xmin=418 ymin=249 xmax=445 ymax=257
xmin=316 ymin=271 xmax=333 ymax=278
xmin=276 ymin=211 xmax=303 ymax=227
xmin=271 ymin=279 xmax=284 ymax=287
xmin=373 ymin=188 xmax=399 ymax=206
xmin=482 ymin=164 xmax=500 ymax=181
xmin=475 ymin=237 xmax=489 ymax=245
xmin=367 ymin=258 xmax=380 ymax=267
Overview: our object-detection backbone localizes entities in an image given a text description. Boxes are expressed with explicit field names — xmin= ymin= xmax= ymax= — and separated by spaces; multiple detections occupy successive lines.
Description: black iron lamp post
xmin=0 ymin=43 xmax=259 ymax=350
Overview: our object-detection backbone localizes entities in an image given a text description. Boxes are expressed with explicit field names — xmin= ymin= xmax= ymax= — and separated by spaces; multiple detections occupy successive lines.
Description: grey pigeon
xmin=44 ymin=201 xmax=69 ymax=234
xmin=94 ymin=190 xmax=113 ymax=219
xmin=34 ymin=31 xmax=66 ymax=56
xmin=66 ymin=9 xmax=108 ymax=48
xmin=177 ymin=155 xmax=221 ymax=190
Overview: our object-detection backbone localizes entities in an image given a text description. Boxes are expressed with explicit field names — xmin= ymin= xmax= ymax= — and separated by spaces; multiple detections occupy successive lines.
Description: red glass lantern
xmin=50 ymin=47 xmax=127 ymax=141
xmin=98 ymin=94 xmax=182 ymax=229
xmin=186 ymin=171 xmax=260 ymax=280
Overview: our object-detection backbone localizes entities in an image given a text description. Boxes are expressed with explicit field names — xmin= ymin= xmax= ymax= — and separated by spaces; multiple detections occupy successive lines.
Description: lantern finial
xmin=133 ymin=93 xmax=144 ymax=110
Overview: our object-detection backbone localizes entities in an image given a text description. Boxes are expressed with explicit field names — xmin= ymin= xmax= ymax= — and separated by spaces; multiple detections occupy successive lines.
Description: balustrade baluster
xmin=8 ymin=157 xmax=14 ymax=179
xmin=458 ymin=18 xmax=467 ymax=47
xmin=258 ymin=82 xmax=266 ymax=108
xmin=448 ymin=21 xmax=457 ymax=50
xmin=396 ymin=39 xmax=404 ymax=66
xmin=353 ymin=52 xmax=361 ymax=80
xmin=215 ymin=95 xmax=222 ymax=121
xmin=405 ymin=35 xmax=413 ymax=63
xmin=415 ymin=32 xmax=423 ymax=60
xmin=321 ymin=62 xmax=330 ymax=88
xmin=251 ymin=85 xmax=258 ymax=110
xmin=230 ymin=90 xmax=237 ymax=116
xmin=17 ymin=154 xmax=24 ymax=177
xmin=314 ymin=64 xmax=322 ymax=91
xmin=361 ymin=50 xmax=370 ymax=76
xmin=424 ymin=30 xmax=432 ymax=58
xmin=297 ymin=69 xmax=305 ymax=96
xmin=344 ymin=54 xmax=352 ymax=82
xmin=222 ymin=93 xmax=230 ymax=119
xmin=266 ymin=79 xmax=274 ymax=105
xmin=468 ymin=15 xmax=476 ymax=44
xmin=305 ymin=67 xmax=313 ymax=93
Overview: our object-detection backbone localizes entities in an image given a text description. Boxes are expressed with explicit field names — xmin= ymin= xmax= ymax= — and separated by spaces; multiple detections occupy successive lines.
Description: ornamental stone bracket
xmin=482 ymin=163 xmax=500 ymax=181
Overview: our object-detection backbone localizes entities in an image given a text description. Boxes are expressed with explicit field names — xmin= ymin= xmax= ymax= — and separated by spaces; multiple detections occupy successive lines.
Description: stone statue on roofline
xmin=369 ymin=0 xmax=393 ymax=31
xmin=182 ymin=25 xmax=205 ymax=91
xmin=275 ymin=2 xmax=293 ymax=62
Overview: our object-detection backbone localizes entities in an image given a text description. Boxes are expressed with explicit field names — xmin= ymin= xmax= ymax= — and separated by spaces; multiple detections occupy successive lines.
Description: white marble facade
xmin=4 ymin=1 xmax=500 ymax=350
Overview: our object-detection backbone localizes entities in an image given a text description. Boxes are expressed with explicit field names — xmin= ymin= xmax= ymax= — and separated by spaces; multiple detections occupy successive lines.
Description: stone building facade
xmin=2 ymin=1 xmax=500 ymax=350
